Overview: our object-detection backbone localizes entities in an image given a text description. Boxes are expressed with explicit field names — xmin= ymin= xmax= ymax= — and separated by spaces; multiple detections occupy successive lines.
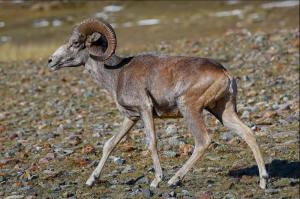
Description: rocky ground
xmin=0 ymin=28 xmax=299 ymax=198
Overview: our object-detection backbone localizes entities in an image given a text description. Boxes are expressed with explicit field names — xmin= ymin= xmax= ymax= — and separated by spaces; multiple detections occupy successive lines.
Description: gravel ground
xmin=0 ymin=28 xmax=299 ymax=198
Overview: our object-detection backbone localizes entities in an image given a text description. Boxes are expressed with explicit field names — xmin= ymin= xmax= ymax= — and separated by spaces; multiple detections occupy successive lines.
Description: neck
xmin=85 ymin=54 xmax=123 ymax=98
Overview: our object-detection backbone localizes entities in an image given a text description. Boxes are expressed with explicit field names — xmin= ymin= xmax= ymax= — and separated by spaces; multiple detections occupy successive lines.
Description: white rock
xmin=4 ymin=195 xmax=24 ymax=199
xmin=103 ymin=5 xmax=123 ymax=12
xmin=241 ymin=110 xmax=250 ymax=119
xmin=166 ymin=124 xmax=177 ymax=135
xmin=137 ymin=19 xmax=160 ymax=26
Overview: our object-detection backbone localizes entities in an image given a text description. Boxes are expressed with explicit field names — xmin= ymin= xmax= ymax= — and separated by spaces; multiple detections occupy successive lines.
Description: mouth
xmin=48 ymin=60 xmax=73 ymax=71
xmin=49 ymin=64 xmax=61 ymax=71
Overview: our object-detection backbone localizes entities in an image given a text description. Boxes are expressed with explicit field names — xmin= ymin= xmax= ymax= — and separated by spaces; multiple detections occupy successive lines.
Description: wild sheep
xmin=48 ymin=18 xmax=268 ymax=189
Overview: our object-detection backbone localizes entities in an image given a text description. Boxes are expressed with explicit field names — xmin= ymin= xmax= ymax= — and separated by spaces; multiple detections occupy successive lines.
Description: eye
xmin=72 ymin=40 xmax=81 ymax=47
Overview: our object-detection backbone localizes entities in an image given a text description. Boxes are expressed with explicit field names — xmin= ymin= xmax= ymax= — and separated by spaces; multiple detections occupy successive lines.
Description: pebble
xmin=179 ymin=144 xmax=193 ymax=156
xmin=92 ymin=132 xmax=101 ymax=138
xmin=221 ymin=132 xmax=234 ymax=141
xmin=242 ymin=192 xmax=253 ymax=198
xmin=45 ymin=152 xmax=55 ymax=159
xmin=0 ymin=112 xmax=6 ymax=120
xmin=0 ymin=176 xmax=5 ymax=182
xmin=106 ymin=169 xmax=120 ymax=177
xmin=38 ymin=157 xmax=49 ymax=164
xmin=272 ymin=104 xmax=280 ymax=110
xmin=278 ymin=103 xmax=291 ymax=110
xmin=55 ymin=124 xmax=64 ymax=134
xmin=65 ymin=134 xmax=82 ymax=146
xmin=206 ymin=155 xmax=220 ymax=161
xmin=111 ymin=156 xmax=125 ymax=165
xmin=287 ymin=115 xmax=298 ymax=122
xmin=166 ymin=124 xmax=177 ymax=136
xmin=51 ymin=185 xmax=61 ymax=192
xmin=197 ymin=191 xmax=213 ymax=199
xmin=141 ymin=188 xmax=152 ymax=198
xmin=163 ymin=150 xmax=177 ymax=158
xmin=272 ymin=131 xmax=297 ymax=139
xmin=121 ymin=165 xmax=135 ymax=174
xmin=182 ymin=190 xmax=191 ymax=196
xmin=4 ymin=196 xmax=24 ymax=199
xmin=248 ymin=13 xmax=264 ymax=23
xmin=63 ymin=149 xmax=74 ymax=156
xmin=225 ymin=193 xmax=236 ymax=199
xmin=136 ymin=176 xmax=149 ymax=184
xmin=241 ymin=110 xmax=250 ymax=119
xmin=265 ymin=188 xmax=279 ymax=194
xmin=278 ymin=119 xmax=288 ymax=125
xmin=110 ymin=179 xmax=119 ymax=185
xmin=168 ymin=136 xmax=181 ymax=146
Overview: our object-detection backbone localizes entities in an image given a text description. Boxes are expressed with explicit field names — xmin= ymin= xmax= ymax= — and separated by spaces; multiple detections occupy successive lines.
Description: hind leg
xmin=209 ymin=98 xmax=268 ymax=189
xmin=168 ymin=100 xmax=211 ymax=186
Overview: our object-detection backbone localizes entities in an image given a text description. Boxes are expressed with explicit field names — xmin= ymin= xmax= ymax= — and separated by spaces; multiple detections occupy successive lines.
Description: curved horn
xmin=78 ymin=18 xmax=117 ymax=61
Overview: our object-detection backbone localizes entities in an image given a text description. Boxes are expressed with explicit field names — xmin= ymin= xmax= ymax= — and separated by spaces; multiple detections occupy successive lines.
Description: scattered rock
xmin=225 ymin=193 xmax=236 ymax=199
xmin=242 ymin=192 xmax=253 ymax=198
xmin=81 ymin=144 xmax=95 ymax=154
xmin=182 ymin=189 xmax=191 ymax=196
xmin=221 ymin=132 xmax=234 ymax=141
xmin=241 ymin=110 xmax=250 ymax=119
xmin=0 ymin=9 xmax=299 ymax=198
xmin=163 ymin=150 xmax=177 ymax=158
xmin=165 ymin=124 xmax=177 ymax=136
xmin=168 ymin=136 xmax=181 ymax=146
xmin=42 ymin=170 xmax=61 ymax=180
xmin=0 ymin=112 xmax=6 ymax=120
xmin=141 ymin=188 xmax=152 ymax=198
xmin=136 ymin=176 xmax=149 ymax=185
xmin=65 ymin=134 xmax=82 ymax=146
xmin=262 ymin=111 xmax=277 ymax=118
xmin=179 ymin=144 xmax=193 ymax=156
xmin=265 ymin=188 xmax=279 ymax=194
xmin=121 ymin=165 xmax=135 ymax=174
xmin=4 ymin=195 xmax=24 ymax=199
xmin=272 ymin=131 xmax=297 ymax=139
xmin=111 ymin=156 xmax=125 ymax=165
xmin=51 ymin=185 xmax=61 ymax=192
xmin=38 ymin=158 xmax=49 ymax=164
xmin=63 ymin=149 xmax=74 ymax=156
xmin=206 ymin=155 xmax=220 ymax=161
xmin=278 ymin=103 xmax=291 ymax=110
xmin=197 ymin=191 xmax=213 ymax=199
xmin=248 ymin=13 xmax=265 ymax=23
xmin=169 ymin=191 xmax=176 ymax=197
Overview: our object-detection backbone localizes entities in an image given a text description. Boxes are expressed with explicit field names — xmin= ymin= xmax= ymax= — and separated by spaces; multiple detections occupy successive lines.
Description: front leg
xmin=86 ymin=117 xmax=136 ymax=186
xmin=141 ymin=109 xmax=163 ymax=188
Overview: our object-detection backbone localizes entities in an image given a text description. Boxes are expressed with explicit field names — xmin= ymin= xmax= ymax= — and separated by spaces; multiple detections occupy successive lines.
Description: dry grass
xmin=0 ymin=42 xmax=60 ymax=62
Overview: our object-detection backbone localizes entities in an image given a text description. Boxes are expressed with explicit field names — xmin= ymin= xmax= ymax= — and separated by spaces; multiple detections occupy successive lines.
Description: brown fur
xmin=48 ymin=21 xmax=268 ymax=189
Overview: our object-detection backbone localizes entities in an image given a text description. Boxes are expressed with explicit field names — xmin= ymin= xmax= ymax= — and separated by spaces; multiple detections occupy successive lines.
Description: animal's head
xmin=48 ymin=18 xmax=117 ymax=70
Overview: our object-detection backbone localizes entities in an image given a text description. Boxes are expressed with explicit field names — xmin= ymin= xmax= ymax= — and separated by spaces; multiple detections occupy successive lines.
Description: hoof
xmin=259 ymin=174 xmax=269 ymax=189
xmin=167 ymin=177 xmax=181 ymax=187
xmin=86 ymin=176 xmax=96 ymax=187
xmin=259 ymin=178 xmax=267 ymax=189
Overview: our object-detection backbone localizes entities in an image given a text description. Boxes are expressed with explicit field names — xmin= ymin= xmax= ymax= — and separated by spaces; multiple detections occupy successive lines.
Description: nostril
xmin=48 ymin=59 xmax=52 ymax=64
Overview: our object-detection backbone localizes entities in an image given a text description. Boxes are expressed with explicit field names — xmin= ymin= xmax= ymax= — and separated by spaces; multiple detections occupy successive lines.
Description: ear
xmin=86 ymin=32 xmax=102 ymax=46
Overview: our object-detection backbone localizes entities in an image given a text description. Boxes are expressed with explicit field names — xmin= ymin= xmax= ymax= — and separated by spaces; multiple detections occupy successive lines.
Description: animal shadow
xmin=228 ymin=159 xmax=300 ymax=179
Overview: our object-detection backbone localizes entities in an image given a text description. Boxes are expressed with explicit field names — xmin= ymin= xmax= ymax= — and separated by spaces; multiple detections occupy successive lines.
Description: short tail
xmin=223 ymin=70 xmax=238 ymax=112
xmin=229 ymin=77 xmax=237 ymax=112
